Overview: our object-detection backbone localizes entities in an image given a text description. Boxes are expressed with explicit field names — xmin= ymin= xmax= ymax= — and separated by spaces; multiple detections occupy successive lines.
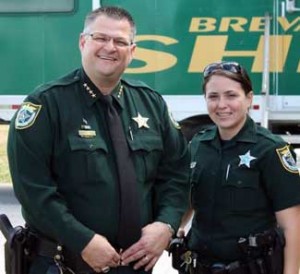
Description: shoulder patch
xmin=276 ymin=145 xmax=299 ymax=174
xmin=15 ymin=102 xmax=42 ymax=130
xmin=167 ymin=105 xmax=180 ymax=129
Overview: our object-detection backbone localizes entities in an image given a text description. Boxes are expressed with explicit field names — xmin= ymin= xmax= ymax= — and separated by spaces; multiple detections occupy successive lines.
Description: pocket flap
xmin=68 ymin=135 xmax=108 ymax=152
xmin=129 ymin=134 xmax=163 ymax=152
xmin=225 ymin=168 xmax=259 ymax=189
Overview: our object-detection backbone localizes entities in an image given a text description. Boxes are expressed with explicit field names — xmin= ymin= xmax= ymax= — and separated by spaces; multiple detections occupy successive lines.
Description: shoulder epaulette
xmin=256 ymin=125 xmax=285 ymax=144
xmin=34 ymin=69 xmax=80 ymax=93
xmin=121 ymin=78 xmax=155 ymax=91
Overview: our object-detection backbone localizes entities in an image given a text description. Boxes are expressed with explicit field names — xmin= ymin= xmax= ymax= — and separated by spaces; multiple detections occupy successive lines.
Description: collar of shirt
xmin=80 ymin=68 xmax=124 ymax=110
xmin=200 ymin=115 xmax=258 ymax=145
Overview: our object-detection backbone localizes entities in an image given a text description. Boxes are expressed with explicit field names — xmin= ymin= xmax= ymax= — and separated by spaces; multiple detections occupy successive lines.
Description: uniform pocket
xmin=68 ymin=135 xmax=108 ymax=183
xmin=223 ymin=167 xmax=264 ymax=212
xmin=128 ymin=134 xmax=163 ymax=182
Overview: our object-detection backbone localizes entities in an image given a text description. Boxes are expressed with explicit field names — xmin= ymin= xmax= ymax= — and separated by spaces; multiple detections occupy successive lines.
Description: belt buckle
xmin=211 ymin=263 xmax=226 ymax=274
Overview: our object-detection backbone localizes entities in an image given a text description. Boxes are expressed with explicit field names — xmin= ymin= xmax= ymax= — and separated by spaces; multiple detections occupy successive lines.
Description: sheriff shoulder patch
xmin=15 ymin=102 xmax=42 ymax=130
xmin=276 ymin=145 xmax=299 ymax=174
xmin=167 ymin=105 xmax=181 ymax=129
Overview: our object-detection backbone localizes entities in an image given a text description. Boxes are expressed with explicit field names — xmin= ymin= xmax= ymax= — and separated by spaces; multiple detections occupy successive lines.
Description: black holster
xmin=264 ymin=228 xmax=285 ymax=274
xmin=238 ymin=227 xmax=285 ymax=274
xmin=0 ymin=214 xmax=35 ymax=274
xmin=168 ymin=237 xmax=189 ymax=271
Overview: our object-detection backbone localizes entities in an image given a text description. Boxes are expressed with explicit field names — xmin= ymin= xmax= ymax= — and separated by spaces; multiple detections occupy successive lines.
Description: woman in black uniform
xmin=177 ymin=61 xmax=300 ymax=274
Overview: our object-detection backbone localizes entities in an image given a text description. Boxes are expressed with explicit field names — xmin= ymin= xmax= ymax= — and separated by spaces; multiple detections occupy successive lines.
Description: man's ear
xmin=79 ymin=33 xmax=86 ymax=51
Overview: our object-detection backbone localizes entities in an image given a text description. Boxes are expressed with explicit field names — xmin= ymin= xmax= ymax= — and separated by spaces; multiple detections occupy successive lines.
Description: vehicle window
xmin=0 ymin=0 xmax=74 ymax=13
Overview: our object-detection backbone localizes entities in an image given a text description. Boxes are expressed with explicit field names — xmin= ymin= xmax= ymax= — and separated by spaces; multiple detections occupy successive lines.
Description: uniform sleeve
xmin=260 ymin=143 xmax=300 ymax=211
xmin=7 ymin=95 xmax=94 ymax=253
xmin=153 ymin=99 xmax=190 ymax=231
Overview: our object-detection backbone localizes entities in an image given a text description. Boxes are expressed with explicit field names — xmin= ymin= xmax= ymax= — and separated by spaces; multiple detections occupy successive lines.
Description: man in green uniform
xmin=7 ymin=6 xmax=190 ymax=274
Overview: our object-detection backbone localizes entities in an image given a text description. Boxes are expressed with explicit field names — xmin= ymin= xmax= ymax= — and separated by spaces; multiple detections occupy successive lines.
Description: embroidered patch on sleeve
xmin=276 ymin=145 xmax=299 ymax=174
xmin=15 ymin=102 xmax=42 ymax=130
xmin=167 ymin=105 xmax=181 ymax=129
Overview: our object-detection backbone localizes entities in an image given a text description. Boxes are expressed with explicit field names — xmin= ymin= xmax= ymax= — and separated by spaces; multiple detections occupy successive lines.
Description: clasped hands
xmin=81 ymin=222 xmax=173 ymax=272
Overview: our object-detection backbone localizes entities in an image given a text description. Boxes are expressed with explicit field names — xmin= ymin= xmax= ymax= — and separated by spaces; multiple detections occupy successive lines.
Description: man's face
xmin=79 ymin=15 xmax=135 ymax=83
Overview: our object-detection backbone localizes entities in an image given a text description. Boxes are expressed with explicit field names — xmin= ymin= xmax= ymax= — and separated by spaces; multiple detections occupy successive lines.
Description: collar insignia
xmin=83 ymin=83 xmax=96 ymax=98
xmin=132 ymin=113 xmax=149 ymax=129
xmin=238 ymin=150 xmax=256 ymax=168
xmin=83 ymin=83 xmax=123 ymax=99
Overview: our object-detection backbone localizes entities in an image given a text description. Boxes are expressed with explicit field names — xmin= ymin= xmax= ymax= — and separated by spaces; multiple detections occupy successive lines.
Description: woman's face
xmin=205 ymin=74 xmax=253 ymax=140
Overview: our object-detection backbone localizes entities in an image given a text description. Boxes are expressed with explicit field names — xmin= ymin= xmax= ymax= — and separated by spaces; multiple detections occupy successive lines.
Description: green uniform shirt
xmin=189 ymin=116 xmax=300 ymax=262
xmin=7 ymin=68 xmax=190 ymax=258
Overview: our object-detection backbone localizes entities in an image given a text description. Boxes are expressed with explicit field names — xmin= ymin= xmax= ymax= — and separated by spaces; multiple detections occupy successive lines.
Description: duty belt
xmin=169 ymin=227 xmax=284 ymax=274
xmin=178 ymin=251 xmax=248 ymax=274
xmin=34 ymin=236 xmax=93 ymax=274
xmin=34 ymin=234 xmax=138 ymax=274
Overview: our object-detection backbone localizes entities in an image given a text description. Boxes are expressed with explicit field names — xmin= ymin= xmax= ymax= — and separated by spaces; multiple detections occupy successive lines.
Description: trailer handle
xmin=260 ymin=12 xmax=271 ymax=129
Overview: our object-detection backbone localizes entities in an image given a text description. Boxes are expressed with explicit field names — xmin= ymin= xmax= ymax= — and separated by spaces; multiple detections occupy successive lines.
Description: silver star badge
xmin=132 ymin=113 xmax=149 ymax=129
xmin=238 ymin=150 xmax=256 ymax=168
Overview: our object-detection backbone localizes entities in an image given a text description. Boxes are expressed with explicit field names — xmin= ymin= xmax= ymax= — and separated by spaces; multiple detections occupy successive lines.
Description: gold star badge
xmin=132 ymin=113 xmax=149 ymax=129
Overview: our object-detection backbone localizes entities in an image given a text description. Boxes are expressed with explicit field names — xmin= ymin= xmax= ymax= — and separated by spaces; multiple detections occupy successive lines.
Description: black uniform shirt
xmin=189 ymin=116 xmax=300 ymax=262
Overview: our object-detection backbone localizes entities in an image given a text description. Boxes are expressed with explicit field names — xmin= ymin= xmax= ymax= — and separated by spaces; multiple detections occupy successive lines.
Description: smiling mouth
xmin=217 ymin=113 xmax=231 ymax=117
xmin=99 ymin=55 xmax=117 ymax=61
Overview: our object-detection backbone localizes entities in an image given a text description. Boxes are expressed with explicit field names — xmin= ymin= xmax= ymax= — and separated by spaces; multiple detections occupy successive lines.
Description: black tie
xmin=102 ymin=94 xmax=141 ymax=249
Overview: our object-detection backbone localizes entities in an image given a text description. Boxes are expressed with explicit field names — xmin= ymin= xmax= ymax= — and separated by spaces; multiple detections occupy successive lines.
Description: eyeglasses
xmin=84 ymin=32 xmax=133 ymax=48
xmin=203 ymin=62 xmax=241 ymax=78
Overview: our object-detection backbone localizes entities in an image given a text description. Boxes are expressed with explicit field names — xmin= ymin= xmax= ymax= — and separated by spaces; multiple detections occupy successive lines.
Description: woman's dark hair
xmin=202 ymin=62 xmax=253 ymax=95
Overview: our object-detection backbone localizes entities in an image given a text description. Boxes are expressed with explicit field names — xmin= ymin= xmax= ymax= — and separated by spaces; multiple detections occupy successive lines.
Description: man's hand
xmin=121 ymin=222 xmax=173 ymax=271
xmin=81 ymin=234 xmax=120 ymax=272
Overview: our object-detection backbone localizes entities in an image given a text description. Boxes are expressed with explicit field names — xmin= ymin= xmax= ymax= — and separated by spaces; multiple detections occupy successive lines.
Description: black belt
xmin=34 ymin=235 xmax=138 ymax=274
xmin=192 ymin=260 xmax=249 ymax=274
xmin=34 ymin=236 xmax=94 ymax=274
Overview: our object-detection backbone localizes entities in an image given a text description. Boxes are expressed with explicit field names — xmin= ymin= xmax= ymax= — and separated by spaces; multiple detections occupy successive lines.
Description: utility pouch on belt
xmin=0 ymin=214 xmax=35 ymax=274
xmin=238 ymin=227 xmax=285 ymax=274
xmin=265 ymin=228 xmax=285 ymax=274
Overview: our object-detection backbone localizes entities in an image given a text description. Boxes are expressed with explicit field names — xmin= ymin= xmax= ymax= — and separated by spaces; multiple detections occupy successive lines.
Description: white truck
xmin=0 ymin=0 xmax=299 ymax=144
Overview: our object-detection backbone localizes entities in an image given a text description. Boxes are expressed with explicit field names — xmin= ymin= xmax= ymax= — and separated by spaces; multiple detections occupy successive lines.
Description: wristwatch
xmin=166 ymin=223 xmax=175 ymax=236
